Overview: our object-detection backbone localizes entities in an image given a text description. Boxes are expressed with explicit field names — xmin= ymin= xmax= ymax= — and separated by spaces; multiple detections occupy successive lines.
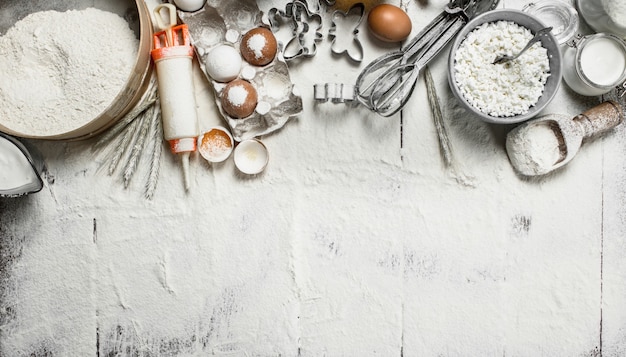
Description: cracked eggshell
xmin=234 ymin=139 xmax=269 ymax=175
xmin=198 ymin=126 xmax=234 ymax=163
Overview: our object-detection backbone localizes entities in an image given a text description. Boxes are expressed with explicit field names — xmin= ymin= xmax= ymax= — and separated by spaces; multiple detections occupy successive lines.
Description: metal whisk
xmin=353 ymin=0 xmax=500 ymax=117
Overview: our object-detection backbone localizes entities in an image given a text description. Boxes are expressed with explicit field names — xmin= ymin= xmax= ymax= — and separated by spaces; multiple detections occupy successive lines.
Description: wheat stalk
xmin=145 ymin=103 xmax=163 ymax=200
xmin=424 ymin=66 xmax=477 ymax=187
xmin=94 ymin=82 xmax=157 ymax=150
xmin=95 ymin=73 xmax=164 ymax=198
xmin=107 ymin=111 xmax=143 ymax=176
xmin=122 ymin=104 xmax=154 ymax=188
xmin=424 ymin=66 xmax=453 ymax=168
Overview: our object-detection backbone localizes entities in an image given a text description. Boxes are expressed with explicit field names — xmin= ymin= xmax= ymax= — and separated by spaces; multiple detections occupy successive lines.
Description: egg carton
xmin=178 ymin=0 xmax=303 ymax=142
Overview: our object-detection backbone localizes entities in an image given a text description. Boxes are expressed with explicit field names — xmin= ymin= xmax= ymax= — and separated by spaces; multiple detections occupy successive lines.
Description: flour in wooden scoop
xmin=0 ymin=8 xmax=139 ymax=136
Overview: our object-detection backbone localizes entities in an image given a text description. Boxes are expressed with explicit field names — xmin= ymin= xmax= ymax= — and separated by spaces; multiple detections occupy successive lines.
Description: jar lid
xmin=523 ymin=0 xmax=579 ymax=45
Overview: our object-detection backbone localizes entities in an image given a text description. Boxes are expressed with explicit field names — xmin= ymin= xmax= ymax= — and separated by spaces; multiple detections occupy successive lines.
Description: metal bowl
xmin=447 ymin=9 xmax=562 ymax=124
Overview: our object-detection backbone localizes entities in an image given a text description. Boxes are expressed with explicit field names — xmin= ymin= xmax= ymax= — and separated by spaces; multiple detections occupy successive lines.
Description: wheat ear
xmin=107 ymin=111 xmax=143 ymax=176
xmin=145 ymin=103 xmax=163 ymax=200
xmin=424 ymin=66 xmax=454 ymax=168
xmin=122 ymin=104 xmax=154 ymax=188
xmin=94 ymin=77 xmax=158 ymax=150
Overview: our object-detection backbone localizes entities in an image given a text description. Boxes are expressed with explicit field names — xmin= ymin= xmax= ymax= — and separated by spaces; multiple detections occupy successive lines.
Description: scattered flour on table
xmin=0 ymin=8 xmax=138 ymax=136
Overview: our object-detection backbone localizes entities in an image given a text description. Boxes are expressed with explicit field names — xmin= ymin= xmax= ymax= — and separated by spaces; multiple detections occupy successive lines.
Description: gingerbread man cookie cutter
xmin=267 ymin=1 xmax=323 ymax=61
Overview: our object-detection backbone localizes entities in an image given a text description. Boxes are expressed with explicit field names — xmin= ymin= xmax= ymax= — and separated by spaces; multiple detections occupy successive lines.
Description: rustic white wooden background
xmin=1 ymin=0 xmax=626 ymax=355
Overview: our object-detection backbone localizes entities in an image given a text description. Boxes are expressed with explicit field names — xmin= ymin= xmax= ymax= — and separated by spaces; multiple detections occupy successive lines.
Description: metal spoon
xmin=492 ymin=27 xmax=552 ymax=65
xmin=353 ymin=0 xmax=501 ymax=116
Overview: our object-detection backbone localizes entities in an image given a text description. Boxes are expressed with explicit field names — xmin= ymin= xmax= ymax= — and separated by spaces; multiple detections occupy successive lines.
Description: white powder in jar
xmin=602 ymin=0 xmax=626 ymax=27
xmin=454 ymin=21 xmax=551 ymax=117
xmin=0 ymin=8 xmax=139 ymax=136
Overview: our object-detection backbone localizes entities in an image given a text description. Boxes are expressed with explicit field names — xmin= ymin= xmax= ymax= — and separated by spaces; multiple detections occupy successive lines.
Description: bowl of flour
xmin=447 ymin=9 xmax=562 ymax=124
xmin=0 ymin=0 xmax=153 ymax=140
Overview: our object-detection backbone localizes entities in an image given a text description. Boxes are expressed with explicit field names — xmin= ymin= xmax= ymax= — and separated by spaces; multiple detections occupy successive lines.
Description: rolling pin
xmin=151 ymin=4 xmax=199 ymax=191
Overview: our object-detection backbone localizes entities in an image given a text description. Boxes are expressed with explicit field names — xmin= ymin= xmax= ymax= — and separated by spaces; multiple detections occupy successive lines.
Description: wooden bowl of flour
xmin=0 ymin=0 xmax=153 ymax=140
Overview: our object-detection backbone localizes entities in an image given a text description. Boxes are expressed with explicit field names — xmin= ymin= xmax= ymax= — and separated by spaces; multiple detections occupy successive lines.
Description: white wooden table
xmin=1 ymin=0 xmax=625 ymax=355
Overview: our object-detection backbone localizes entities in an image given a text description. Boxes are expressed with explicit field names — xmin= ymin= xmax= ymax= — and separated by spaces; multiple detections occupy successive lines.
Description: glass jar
xmin=562 ymin=33 xmax=626 ymax=96
xmin=523 ymin=0 xmax=579 ymax=45
xmin=576 ymin=0 xmax=626 ymax=39
xmin=0 ymin=132 xmax=44 ymax=197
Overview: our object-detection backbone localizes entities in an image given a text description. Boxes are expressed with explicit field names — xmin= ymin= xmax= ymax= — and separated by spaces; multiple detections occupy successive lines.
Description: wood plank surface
xmin=1 ymin=0 xmax=625 ymax=355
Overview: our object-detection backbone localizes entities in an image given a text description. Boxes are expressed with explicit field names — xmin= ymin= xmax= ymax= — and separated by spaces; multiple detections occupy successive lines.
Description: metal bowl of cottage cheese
xmin=0 ymin=0 xmax=153 ymax=140
xmin=447 ymin=9 xmax=562 ymax=124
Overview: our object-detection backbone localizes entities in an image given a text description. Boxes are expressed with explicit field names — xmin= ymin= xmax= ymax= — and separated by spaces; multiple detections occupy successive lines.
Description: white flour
xmin=247 ymin=34 xmax=267 ymax=59
xmin=0 ymin=1 xmax=619 ymax=356
xmin=602 ymin=0 xmax=626 ymax=27
xmin=0 ymin=8 xmax=138 ymax=136
xmin=227 ymin=85 xmax=250 ymax=107
xmin=506 ymin=121 xmax=563 ymax=175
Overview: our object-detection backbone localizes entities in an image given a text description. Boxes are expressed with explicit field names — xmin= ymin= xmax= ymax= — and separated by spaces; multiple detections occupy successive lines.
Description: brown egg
xmin=367 ymin=4 xmax=412 ymax=43
xmin=240 ymin=27 xmax=278 ymax=66
xmin=333 ymin=0 xmax=382 ymax=12
xmin=221 ymin=79 xmax=258 ymax=119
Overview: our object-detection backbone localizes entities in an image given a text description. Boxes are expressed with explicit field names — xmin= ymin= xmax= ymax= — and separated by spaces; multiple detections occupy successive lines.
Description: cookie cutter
xmin=302 ymin=0 xmax=324 ymax=13
xmin=313 ymin=83 xmax=356 ymax=103
xmin=329 ymin=3 xmax=365 ymax=62
xmin=313 ymin=0 xmax=501 ymax=116
xmin=267 ymin=1 xmax=323 ymax=61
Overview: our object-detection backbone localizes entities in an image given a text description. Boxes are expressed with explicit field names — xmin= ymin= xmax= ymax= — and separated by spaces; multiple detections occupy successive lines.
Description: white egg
xmin=173 ymin=0 xmax=206 ymax=12
xmin=205 ymin=45 xmax=243 ymax=83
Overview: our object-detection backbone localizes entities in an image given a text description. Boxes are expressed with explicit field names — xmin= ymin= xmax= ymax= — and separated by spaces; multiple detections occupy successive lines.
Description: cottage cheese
xmin=454 ymin=21 xmax=551 ymax=117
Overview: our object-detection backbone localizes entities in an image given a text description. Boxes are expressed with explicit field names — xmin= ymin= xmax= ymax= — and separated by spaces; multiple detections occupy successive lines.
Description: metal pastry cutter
xmin=329 ymin=3 xmax=365 ymax=63
xmin=268 ymin=1 xmax=323 ymax=61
